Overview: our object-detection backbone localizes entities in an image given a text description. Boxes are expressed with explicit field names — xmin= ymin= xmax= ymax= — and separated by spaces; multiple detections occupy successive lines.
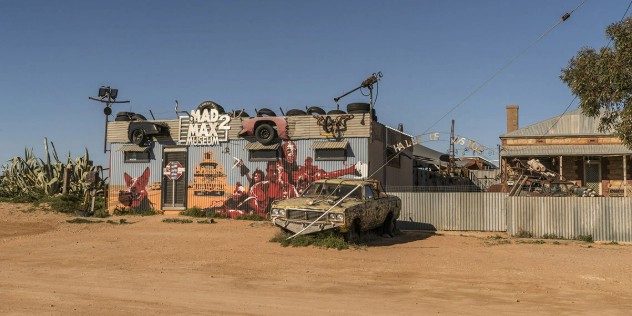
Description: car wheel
xmin=307 ymin=106 xmax=326 ymax=115
xmin=131 ymin=129 xmax=146 ymax=145
xmin=257 ymin=108 xmax=277 ymax=117
xmin=255 ymin=123 xmax=275 ymax=145
xmin=383 ymin=213 xmax=396 ymax=237
xmin=285 ymin=109 xmax=307 ymax=116
xmin=347 ymin=102 xmax=370 ymax=113
xmin=323 ymin=116 xmax=333 ymax=133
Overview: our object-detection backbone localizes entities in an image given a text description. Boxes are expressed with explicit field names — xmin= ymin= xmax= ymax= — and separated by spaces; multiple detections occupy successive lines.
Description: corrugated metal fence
xmin=390 ymin=189 xmax=632 ymax=241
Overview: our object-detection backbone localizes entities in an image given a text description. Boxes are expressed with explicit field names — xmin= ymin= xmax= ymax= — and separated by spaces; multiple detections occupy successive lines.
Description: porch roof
xmin=501 ymin=144 xmax=632 ymax=157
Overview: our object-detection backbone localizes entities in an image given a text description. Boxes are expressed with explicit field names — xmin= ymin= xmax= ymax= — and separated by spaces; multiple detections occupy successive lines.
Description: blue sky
xmin=1 ymin=0 xmax=629 ymax=168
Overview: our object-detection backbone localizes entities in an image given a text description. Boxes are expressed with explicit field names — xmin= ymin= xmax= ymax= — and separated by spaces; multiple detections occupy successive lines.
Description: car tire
xmin=285 ymin=109 xmax=307 ymax=116
xmin=347 ymin=102 xmax=370 ymax=113
xmin=257 ymin=108 xmax=276 ymax=117
xmin=344 ymin=219 xmax=360 ymax=243
xmin=131 ymin=129 xmax=146 ymax=145
xmin=131 ymin=114 xmax=147 ymax=121
xmin=323 ymin=116 xmax=333 ymax=133
xmin=115 ymin=112 xmax=133 ymax=121
xmin=327 ymin=109 xmax=346 ymax=115
xmin=197 ymin=101 xmax=225 ymax=114
xmin=383 ymin=213 xmax=396 ymax=237
xmin=307 ymin=106 xmax=326 ymax=115
xmin=255 ymin=123 xmax=275 ymax=145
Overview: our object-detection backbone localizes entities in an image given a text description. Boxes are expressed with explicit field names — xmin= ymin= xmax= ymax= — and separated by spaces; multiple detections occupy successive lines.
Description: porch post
xmin=624 ymin=155 xmax=627 ymax=197
xmin=559 ymin=156 xmax=563 ymax=178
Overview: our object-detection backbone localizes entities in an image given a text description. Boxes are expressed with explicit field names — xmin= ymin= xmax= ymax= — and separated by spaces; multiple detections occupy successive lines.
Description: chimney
xmin=506 ymin=105 xmax=519 ymax=133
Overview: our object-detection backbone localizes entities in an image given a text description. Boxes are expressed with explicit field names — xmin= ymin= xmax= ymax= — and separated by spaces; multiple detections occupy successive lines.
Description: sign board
xmin=164 ymin=161 xmax=185 ymax=180
xmin=181 ymin=108 xmax=231 ymax=146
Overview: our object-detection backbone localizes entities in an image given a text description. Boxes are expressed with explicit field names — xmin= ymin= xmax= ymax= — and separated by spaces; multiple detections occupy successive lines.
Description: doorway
xmin=162 ymin=147 xmax=188 ymax=210
xmin=584 ymin=156 xmax=601 ymax=195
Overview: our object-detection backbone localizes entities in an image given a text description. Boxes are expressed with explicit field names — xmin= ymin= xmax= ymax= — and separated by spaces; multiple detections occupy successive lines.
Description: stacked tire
xmin=346 ymin=103 xmax=377 ymax=121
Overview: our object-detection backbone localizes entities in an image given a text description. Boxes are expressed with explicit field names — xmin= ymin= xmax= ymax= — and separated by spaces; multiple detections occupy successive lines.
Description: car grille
xmin=287 ymin=209 xmax=327 ymax=222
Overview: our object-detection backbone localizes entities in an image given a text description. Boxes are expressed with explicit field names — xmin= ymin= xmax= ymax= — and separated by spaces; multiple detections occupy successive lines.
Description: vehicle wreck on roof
xmin=270 ymin=178 xmax=401 ymax=242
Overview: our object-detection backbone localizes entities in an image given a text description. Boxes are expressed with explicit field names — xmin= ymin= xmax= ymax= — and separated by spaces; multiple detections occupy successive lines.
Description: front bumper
xmin=272 ymin=218 xmax=341 ymax=235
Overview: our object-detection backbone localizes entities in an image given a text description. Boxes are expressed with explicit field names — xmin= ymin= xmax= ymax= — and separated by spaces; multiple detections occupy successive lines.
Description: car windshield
xmin=302 ymin=183 xmax=362 ymax=199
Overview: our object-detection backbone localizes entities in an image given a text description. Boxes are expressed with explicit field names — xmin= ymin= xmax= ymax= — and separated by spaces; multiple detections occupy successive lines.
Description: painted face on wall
xmin=283 ymin=141 xmax=297 ymax=164
xmin=267 ymin=162 xmax=278 ymax=183
xmin=253 ymin=171 xmax=262 ymax=183
xmin=122 ymin=167 xmax=150 ymax=208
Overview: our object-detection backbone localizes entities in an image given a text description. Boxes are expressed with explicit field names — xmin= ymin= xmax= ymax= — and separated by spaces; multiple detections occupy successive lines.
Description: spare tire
xmin=347 ymin=102 xmax=370 ymax=113
xmin=286 ymin=109 xmax=307 ymax=116
xmin=131 ymin=114 xmax=147 ymax=121
xmin=257 ymin=108 xmax=276 ymax=117
xmin=307 ymin=106 xmax=326 ymax=115
xmin=327 ymin=110 xmax=346 ymax=115
xmin=255 ymin=123 xmax=275 ymax=145
xmin=197 ymin=101 xmax=225 ymax=114
xmin=231 ymin=110 xmax=250 ymax=118
xmin=115 ymin=116 xmax=131 ymax=122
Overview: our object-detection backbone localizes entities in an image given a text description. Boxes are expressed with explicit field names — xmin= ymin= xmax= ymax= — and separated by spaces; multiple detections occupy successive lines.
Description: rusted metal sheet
xmin=390 ymin=191 xmax=506 ymax=231
xmin=243 ymin=142 xmax=280 ymax=150
xmin=117 ymin=144 xmax=150 ymax=152
xmin=310 ymin=141 xmax=349 ymax=149
xmin=506 ymin=196 xmax=632 ymax=242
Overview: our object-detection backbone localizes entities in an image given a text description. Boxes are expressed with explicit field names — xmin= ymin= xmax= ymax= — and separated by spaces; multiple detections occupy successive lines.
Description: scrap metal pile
xmin=504 ymin=158 xmax=597 ymax=197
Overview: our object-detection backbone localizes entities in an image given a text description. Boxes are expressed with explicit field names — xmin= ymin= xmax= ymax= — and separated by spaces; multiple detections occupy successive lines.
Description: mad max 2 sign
xmin=185 ymin=109 xmax=231 ymax=146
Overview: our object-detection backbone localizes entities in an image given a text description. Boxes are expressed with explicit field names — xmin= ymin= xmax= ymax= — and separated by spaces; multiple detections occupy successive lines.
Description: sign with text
xmin=183 ymin=109 xmax=231 ymax=146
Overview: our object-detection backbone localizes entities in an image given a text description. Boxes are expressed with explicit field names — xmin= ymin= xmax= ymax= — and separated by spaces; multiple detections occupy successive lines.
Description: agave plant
xmin=0 ymin=140 xmax=107 ymax=197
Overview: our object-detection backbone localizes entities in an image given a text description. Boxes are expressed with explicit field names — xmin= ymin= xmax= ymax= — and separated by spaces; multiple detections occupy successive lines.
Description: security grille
xmin=585 ymin=162 xmax=601 ymax=193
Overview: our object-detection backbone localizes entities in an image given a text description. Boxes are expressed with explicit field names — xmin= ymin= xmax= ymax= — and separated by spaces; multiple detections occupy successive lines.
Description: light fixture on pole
xmin=89 ymin=86 xmax=130 ymax=153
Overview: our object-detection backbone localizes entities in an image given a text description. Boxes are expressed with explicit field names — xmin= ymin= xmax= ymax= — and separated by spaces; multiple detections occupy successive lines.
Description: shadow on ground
xmin=363 ymin=230 xmax=439 ymax=248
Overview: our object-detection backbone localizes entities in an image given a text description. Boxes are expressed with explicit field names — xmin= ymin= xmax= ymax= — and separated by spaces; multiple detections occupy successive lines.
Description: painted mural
xmin=108 ymin=138 xmax=369 ymax=216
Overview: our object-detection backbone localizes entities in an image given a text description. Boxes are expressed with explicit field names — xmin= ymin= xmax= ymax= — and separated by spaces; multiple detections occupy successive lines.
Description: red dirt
xmin=1 ymin=202 xmax=631 ymax=315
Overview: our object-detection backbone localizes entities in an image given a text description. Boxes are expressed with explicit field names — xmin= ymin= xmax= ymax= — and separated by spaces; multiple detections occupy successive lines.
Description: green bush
xmin=206 ymin=211 xmax=224 ymax=218
xmin=180 ymin=207 xmax=205 ymax=218
xmin=67 ymin=218 xmax=103 ymax=224
xmin=113 ymin=207 xmax=157 ymax=216
xmin=93 ymin=208 xmax=110 ymax=218
xmin=48 ymin=194 xmax=83 ymax=213
xmin=162 ymin=218 xmax=192 ymax=224
xmin=578 ymin=234 xmax=594 ymax=243
xmin=269 ymin=230 xmax=349 ymax=250
xmin=235 ymin=214 xmax=267 ymax=221
xmin=542 ymin=233 xmax=562 ymax=240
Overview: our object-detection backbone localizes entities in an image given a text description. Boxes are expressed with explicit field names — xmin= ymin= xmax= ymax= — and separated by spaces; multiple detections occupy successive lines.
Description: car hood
xmin=272 ymin=196 xmax=363 ymax=212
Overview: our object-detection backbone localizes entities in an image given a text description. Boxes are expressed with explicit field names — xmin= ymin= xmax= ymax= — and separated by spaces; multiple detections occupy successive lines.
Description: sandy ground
xmin=1 ymin=202 xmax=632 ymax=315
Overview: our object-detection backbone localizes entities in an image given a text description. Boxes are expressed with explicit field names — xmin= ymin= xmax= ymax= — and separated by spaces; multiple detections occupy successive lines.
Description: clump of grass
xmin=235 ymin=214 xmax=267 ymax=221
xmin=197 ymin=219 xmax=216 ymax=224
xmin=93 ymin=208 xmax=110 ymax=218
xmin=180 ymin=207 xmax=205 ymax=218
xmin=206 ymin=211 xmax=224 ymax=218
xmin=488 ymin=234 xmax=503 ymax=240
xmin=515 ymin=229 xmax=533 ymax=238
xmin=269 ymin=230 xmax=349 ymax=250
xmin=113 ymin=207 xmax=157 ymax=216
xmin=515 ymin=239 xmax=546 ymax=244
xmin=107 ymin=219 xmax=127 ymax=225
xmin=162 ymin=218 xmax=192 ymax=224
xmin=578 ymin=234 xmax=594 ymax=243
xmin=542 ymin=233 xmax=563 ymax=239
xmin=605 ymin=241 xmax=619 ymax=245
xmin=67 ymin=218 xmax=103 ymax=224
xmin=553 ymin=241 xmax=561 ymax=245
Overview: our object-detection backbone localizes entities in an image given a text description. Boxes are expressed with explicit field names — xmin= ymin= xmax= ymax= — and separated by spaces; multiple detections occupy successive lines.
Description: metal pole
xmin=624 ymin=155 xmax=627 ymax=197
xmin=369 ymin=87 xmax=373 ymax=143
xmin=104 ymin=93 xmax=111 ymax=153
xmin=172 ymin=179 xmax=176 ymax=207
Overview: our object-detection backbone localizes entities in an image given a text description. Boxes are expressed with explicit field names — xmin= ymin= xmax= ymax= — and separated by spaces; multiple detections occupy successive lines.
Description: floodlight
xmin=98 ymin=87 xmax=107 ymax=98
xmin=109 ymin=89 xmax=118 ymax=99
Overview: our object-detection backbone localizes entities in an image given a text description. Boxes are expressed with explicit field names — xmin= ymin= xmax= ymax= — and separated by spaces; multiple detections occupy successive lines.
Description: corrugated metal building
xmin=106 ymin=103 xmax=413 ymax=215
xmin=500 ymin=106 xmax=632 ymax=196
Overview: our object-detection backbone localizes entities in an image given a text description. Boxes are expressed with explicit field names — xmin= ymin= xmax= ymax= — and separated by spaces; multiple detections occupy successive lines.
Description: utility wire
xmin=370 ymin=0 xmax=588 ymax=179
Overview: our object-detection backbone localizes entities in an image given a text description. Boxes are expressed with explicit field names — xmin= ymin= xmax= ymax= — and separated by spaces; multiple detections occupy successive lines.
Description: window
xmin=249 ymin=150 xmax=278 ymax=161
xmin=364 ymin=186 xmax=374 ymax=200
xmin=124 ymin=151 xmax=150 ymax=163
xmin=315 ymin=149 xmax=346 ymax=161
xmin=387 ymin=148 xmax=400 ymax=168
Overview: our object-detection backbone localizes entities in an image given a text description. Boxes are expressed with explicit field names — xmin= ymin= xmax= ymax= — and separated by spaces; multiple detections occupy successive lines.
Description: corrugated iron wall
xmin=507 ymin=197 xmax=632 ymax=241
xmin=109 ymin=138 xmax=370 ymax=215
xmin=391 ymin=192 xmax=506 ymax=231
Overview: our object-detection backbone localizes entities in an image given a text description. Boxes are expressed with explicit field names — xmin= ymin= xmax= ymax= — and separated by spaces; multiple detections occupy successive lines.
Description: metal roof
xmin=117 ymin=144 xmax=150 ymax=152
xmin=501 ymin=144 xmax=632 ymax=157
xmin=500 ymin=109 xmax=613 ymax=138
xmin=310 ymin=141 xmax=349 ymax=149
xmin=243 ymin=142 xmax=280 ymax=150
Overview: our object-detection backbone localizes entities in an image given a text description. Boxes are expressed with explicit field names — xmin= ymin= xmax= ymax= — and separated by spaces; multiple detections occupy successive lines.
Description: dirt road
xmin=1 ymin=202 xmax=631 ymax=315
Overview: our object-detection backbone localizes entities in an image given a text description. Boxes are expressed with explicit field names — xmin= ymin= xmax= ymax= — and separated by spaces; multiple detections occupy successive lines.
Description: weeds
xmin=604 ymin=241 xmax=619 ymax=245
xmin=197 ymin=219 xmax=216 ymax=224
xmin=106 ymin=219 xmax=127 ymax=225
xmin=542 ymin=233 xmax=563 ymax=240
xmin=269 ymin=230 xmax=349 ymax=250
xmin=206 ymin=211 xmax=224 ymax=219
xmin=162 ymin=218 xmax=193 ymax=224
xmin=515 ymin=229 xmax=533 ymax=238
xmin=93 ymin=208 xmax=110 ymax=218
xmin=578 ymin=235 xmax=594 ymax=243
xmin=553 ymin=241 xmax=561 ymax=245
xmin=488 ymin=234 xmax=503 ymax=240
xmin=235 ymin=214 xmax=267 ymax=221
xmin=66 ymin=218 xmax=103 ymax=224
xmin=180 ymin=207 xmax=206 ymax=218
xmin=113 ymin=207 xmax=157 ymax=217
xmin=516 ymin=239 xmax=546 ymax=244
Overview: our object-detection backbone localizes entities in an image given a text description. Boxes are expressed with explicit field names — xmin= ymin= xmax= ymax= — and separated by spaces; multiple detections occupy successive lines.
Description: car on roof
xmin=270 ymin=178 xmax=401 ymax=242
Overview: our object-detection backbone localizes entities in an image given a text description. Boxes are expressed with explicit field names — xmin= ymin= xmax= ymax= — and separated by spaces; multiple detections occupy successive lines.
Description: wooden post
xmin=624 ymin=155 xmax=627 ymax=197
xmin=559 ymin=156 xmax=563 ymax=178
xmin=62 ymin=168 xmax=70 ymax=194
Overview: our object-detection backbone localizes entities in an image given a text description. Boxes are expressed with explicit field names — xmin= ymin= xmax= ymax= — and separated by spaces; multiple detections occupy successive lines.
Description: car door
xmin=362 ymin=185 xmax=381 ymax=230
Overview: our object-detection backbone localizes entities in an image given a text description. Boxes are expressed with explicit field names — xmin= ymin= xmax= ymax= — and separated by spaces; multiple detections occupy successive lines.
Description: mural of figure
xmin=119 ymin=167 xmax=150 ymax=209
